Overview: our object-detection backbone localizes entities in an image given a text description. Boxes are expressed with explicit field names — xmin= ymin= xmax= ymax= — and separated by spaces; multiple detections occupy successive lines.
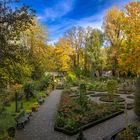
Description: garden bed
xmin=99 ymin=96 xmax=125 ymax=102
xmin=54 ymin=110 xmax=123 ymax=135
xmin=54 ymin=91 xmax=123 ymax=135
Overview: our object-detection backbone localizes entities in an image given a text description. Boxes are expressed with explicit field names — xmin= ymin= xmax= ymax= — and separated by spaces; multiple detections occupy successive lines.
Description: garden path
xmin=16 ymin=90 xmax=140 ymax=140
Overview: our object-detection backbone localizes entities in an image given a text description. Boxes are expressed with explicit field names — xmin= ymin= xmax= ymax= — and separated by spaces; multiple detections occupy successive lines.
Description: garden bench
xmin=103 ymin=127 xmax=124 ymax=140
xmin=15 ymin=111 xmax=30 ymax=128
xmin=38 ymin=98 xmax=45 ymax=105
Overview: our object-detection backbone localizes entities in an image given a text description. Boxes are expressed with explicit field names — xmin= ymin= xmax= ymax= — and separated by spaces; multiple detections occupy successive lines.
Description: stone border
xmin=127 ymin=95 xmax=134 ymax=99
xmin=54 ymin=110 xmax=124 ymax=136
xmin=99 ymin=96 xmax=125 ymax=102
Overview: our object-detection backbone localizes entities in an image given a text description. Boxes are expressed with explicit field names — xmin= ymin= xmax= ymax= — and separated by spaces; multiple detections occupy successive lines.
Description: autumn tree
xmin=65 ymin=26 xmax=86 ymax=70
xmin=103 ymin=7 xmax=123 ymax=76
xmin=118 ymin=2 xmax=140 ymax=76
xmin=54 ymin=38 xmax=74 ymax=72
xmin=85 ymin=29 xmax=104 ymax=78
xmin=22 ymin=19 xmax=49 ymax=80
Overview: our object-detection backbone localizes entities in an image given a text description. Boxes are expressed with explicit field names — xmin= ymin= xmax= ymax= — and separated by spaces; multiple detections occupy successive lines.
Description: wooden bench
xmin=103 ymin=127 xmax=124 ymax=140
xmin=15 ymin=111 xmax=30 ymax=128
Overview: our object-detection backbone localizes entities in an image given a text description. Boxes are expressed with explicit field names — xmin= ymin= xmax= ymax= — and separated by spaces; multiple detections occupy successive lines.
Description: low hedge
xmin=54 ymin=110 xmax=123 ymax=135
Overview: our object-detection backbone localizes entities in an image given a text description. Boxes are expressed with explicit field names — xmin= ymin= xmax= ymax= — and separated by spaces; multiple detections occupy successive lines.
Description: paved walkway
xmin=16 ymin=90 xmax=140 ymax=140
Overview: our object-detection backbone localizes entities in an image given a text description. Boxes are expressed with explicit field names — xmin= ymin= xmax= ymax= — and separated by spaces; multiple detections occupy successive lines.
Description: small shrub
xmin=64 ymin=118 xmax=77 ymax=131
xmin=23 ymin=81 xmax=35 ymax=100
xmin=25 ymin=109 xmax=32 ymax=116
xmin=107 ymin=80 xmax=118 ymax=98
xmin=40 ymin=74 xmax=53 ymax=90
xmin=31 ymin=102 xmax=39 ymax=112
xmin=77 ymin=83 xmax=89 ymax=109
xmin=64 ymin=72 xmax=77 ymax=86
xmin=7 ymin=127 xmax=15 ymax=138
xmin=37 ymin=91 xmax=46 ymax=98
xmin=56 ymin=116 xmax=65 ymax=127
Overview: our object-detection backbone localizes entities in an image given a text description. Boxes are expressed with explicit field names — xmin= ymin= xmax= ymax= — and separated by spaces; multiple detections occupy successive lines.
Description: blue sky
xmin=16 ymin=0 xmax=133 ymax=44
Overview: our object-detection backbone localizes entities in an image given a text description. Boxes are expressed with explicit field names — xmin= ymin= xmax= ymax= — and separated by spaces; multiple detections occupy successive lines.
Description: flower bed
xmin=54 ymin=91 xmax=123 ymax=135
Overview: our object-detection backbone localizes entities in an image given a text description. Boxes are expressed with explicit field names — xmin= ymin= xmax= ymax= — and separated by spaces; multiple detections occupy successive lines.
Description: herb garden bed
xmin=54 ymin=110 xmax=123 ymax=135
xmin=54 ymin=90 xmax=123 ymax=135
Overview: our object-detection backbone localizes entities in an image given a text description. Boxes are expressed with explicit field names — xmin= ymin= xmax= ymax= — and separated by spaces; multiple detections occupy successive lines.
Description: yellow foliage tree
xmin=54 ymin=38 xmax=74 ymax=72
xmin=118 ymin=2 xmax=140 ymax=76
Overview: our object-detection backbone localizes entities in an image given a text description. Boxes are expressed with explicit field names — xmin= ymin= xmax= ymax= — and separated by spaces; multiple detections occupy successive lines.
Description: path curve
xmin=16 ymin=90 xmax=140 ymax=140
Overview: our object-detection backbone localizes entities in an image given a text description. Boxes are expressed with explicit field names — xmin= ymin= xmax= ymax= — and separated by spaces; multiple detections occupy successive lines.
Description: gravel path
xmin=16 ymin=90 xmax=140 ymax=140
xmin=89 ymin=91 xmax=134 ymax=104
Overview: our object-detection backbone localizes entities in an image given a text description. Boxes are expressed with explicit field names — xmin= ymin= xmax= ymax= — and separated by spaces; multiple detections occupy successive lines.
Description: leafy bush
xmin=37 ymin=91 xmax=46 ymax=99
xmin=25 ymin=109 xmax=32 ymax=116
xmin=64 ymin=72 xmax=77 ymax=85
xmin=107 ymin=80 xmax=118 ymax=98
xmin=23 ymin=81 xmax=35 ymax=100
xmin=86 ymin=82 xmax=107 ymax=91
xmin=134 ymin=77 xmax=140 ymax=117
xmin=64 ymin=118 xmax=77 ymax=131
xmin=77 ymin=83 xmax=89 ymax=109
xmin=40 ymin=74 xmax=53 ymax=90
xmin=118 ymin=125 xmax=140 ymax=140
xmin=31 ymin=102 xmax=39 ymax=112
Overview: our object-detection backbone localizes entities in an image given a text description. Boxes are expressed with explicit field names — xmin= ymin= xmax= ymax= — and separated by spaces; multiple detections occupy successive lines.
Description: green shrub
xmin=64 ymin=118 xmax=77 ymax=131
xmin=77 ymin=83 xmax=89 ymax=109
xmin=64 ymin=72 xmax=77 ymax=85
xmin=40 ymin=74 xmax=53 ymax=90
xmin=134 ymin=77 xmax=140 ymax=117
xmin=25 ymin=109 xmax=32 ymax=116
xmin=107 ymin=80 xmax=118 ymax=98
xmin=37 ymin=91 xmax=46 ymax=98
xmin=31 ymin=102 xmax=39 ymax=112
xmin=23 ymin=81 xmax=35 ymax=100
xmin=79 ymin=83 xmax=86 ymax=93
xmin=56 ymin=116 xmax=65 ymax=127
xmin=118 ymin=125 xmax=140 ymax=140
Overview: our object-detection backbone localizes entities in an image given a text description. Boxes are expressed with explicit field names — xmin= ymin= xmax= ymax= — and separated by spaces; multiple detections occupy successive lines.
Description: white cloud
xmin=37 ymin=0 xmax=75 ymax=22
xmin=47 ymin=13 xmax=104 ymax=45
